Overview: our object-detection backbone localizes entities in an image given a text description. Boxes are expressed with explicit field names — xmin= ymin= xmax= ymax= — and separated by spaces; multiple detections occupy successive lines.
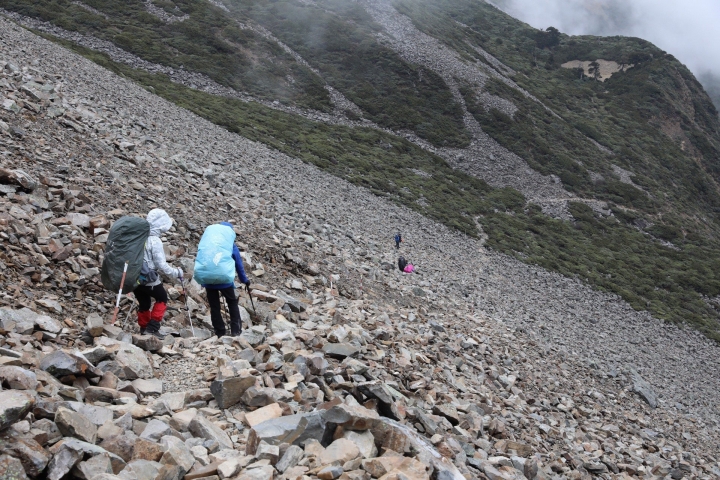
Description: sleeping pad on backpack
xmin=101 ymin=216 xmax=150 ymax=294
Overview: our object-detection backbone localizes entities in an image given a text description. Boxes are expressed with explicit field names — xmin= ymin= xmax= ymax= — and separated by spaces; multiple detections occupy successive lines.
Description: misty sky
xmin=489 ymin=0 xmax=720 ymax=82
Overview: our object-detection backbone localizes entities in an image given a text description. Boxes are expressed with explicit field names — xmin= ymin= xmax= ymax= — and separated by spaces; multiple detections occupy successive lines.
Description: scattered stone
xmin=245 ymin=403 xmax=283 ymax=427
xmin=55 ymin=407 xmax=98 ymax=443
xmin=210 ymin=375 xmax=256 ymax=409
xmin=0 ymin=390 xmax=35 ymax=430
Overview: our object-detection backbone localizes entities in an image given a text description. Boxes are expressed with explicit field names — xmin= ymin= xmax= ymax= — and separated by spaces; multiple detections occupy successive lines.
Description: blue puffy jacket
xmin=203 ymin=222 xmax=249 ymax=290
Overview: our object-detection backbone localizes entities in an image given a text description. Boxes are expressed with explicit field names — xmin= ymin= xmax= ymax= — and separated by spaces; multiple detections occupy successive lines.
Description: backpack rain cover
xmin=194 ymin=224 xmax=236 ymax=285
xmin=101 ymin=216 xmax=150 ymax=294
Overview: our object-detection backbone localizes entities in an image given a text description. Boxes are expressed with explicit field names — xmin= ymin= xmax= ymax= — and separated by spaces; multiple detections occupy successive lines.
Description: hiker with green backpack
xmin=102 ymin=209 xmax=183 ymax=339
xmin=194 ymin=222 xmax=250 ymax=338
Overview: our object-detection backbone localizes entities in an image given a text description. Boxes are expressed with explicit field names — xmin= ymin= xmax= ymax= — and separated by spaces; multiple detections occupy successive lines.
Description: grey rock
xmin=0 ymin=454 xmax=29 ymax=480
xmin=188 ymin=415 xmax=233 ymax=450
xmin=322 ymin=343 xmax=359 ymax=359
xmin=276 ymin=444 xmax=304 ymax=473
xmin=139 ymin=419 xmax=171 ymax=442
xmin=73 ymin=452 xmax=114 ymax=479
xmin=115 ymin=343 xmax=153 ymax=380
xmin=55 ymin=407 xmax=98 ymax=443
xmin=46 ymin=443 xmax=83 ymax=480
xmin=0 ymin=437 xmax=50 ymax=477
xmin=0 ymin=390 xmax=34 ymax=430
xmin=87 ymin=313 xmax=105 ymax=337
xmin=121 ymin=459 xmax=163 ymax=480
xmin=40 ymin=350 xmax=100 ymax=378
xmin=35 ymin=314 xmax=63 ymax=333
xmin=246 ymin=411 xmax=329 ymax=455
xmin=81 ymin=346 xmax=113 ymax=365
xmin=159 ymin=435 xmax=195 ymax=472
xmin=132 ymin=335 xmax=163 ymax=352
xmin=209 ymin=375 xmax=256 ymax=409
xmin=0 ymin=366 xmax=38 ymax=390
xmin=631 ymin=369 xmax=658 ymax=408
xmin=132 ymin=378 xmax=164 ymax=396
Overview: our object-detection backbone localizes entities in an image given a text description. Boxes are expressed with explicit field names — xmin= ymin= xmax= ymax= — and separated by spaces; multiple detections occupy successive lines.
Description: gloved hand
xmin=177 ymin=267 xmax=184 ymax=281
xmin=244 ymin=280 xmax=251 ymax=292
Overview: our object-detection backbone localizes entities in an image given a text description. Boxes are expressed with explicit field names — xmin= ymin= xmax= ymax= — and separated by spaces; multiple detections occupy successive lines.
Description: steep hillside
xmin=4 ymin=0 xmax=720 ymax=340
xmin=2 ymin=18 xmax=720 ymax=479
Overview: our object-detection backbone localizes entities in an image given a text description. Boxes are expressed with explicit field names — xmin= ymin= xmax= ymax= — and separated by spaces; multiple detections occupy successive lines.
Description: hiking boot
xmin=147 ymin=320 xmax=166 ymax=339
xmin=140 ymin=328 xmax=147 ymax=335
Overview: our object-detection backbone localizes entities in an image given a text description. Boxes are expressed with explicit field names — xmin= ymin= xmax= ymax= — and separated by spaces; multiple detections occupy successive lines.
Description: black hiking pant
xmin=134 ymin=284 xmax=168 ymax=328
xmin=206 ymin=287 xmax=241 ymax=336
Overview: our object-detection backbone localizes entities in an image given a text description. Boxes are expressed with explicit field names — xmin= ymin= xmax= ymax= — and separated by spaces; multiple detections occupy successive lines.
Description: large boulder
xmin=115 ymin=343 xmax=153 ymax=380
xmin=0 ymin=366 xmax=38 ymax=390
xmin=246 ymin=411 xmax=330 ymax=455
xmin=188 ymin=415 xmax=233 ymax=450
xmin=209 ymin=375 xmax=256 ymax=409
xmin=34 ymin=314 xmax=63 ymax=333
xmin=0 ymin=454 xmax=30 ymax=480
xmin=40 ymin=350 xmax=100 ymax=378
xmin=322 ymin=402 xmax=380 ymax=431
xmin=55 ymin=407 xmax=98 ymax=443
xmin=0 ymin=437 xmax=51 ymax=477
xmin=318 ymin=438 xmax=360 ymax=466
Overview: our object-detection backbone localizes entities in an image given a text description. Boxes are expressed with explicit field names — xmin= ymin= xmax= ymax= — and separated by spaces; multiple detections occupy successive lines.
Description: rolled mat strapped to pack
xmin=101 ymin=216 xmax=150 ymax=294
xmin=194 ymin=224 xmax=236 ymax=285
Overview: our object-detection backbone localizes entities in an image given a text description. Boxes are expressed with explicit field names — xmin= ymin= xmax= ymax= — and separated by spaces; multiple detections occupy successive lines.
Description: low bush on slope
xmin=3 ymin=0 xmax=331 ymax=110
xmin=223 ymin=0 xmax=471 ymax=148
xmin=41 ymin=34 xmax=720 ymax=340
xmin=395 ymin=0 xmax=720 ymax=236
xmin=4 ymin=0 xmax=471 ymax=148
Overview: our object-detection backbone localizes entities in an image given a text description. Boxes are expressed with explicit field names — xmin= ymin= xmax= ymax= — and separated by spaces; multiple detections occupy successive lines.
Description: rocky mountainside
xmin=3 ymin=13 xmax=720 ymax=480
xmin=4 ymin=0 xmax=720 ymax=339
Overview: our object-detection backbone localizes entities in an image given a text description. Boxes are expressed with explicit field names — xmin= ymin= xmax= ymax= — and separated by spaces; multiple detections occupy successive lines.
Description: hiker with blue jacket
xmin=195 ymin=222 xmax=250 ymax=337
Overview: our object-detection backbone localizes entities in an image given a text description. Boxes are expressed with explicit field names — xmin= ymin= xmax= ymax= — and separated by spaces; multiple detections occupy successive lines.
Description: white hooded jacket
xmin=143 ymin=209 xmax=181 ymax=287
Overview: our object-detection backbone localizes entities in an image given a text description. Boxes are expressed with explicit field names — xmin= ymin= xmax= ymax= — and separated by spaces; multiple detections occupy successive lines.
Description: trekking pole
xmin=221 ymin=295 xmax=230 ymax=333
xmin=180 ymin=278 xmax=195 ymax=337
xmin=111 ymin=261 xmax=129 ymax=324
xmin=122 ymin=295 xmax=137 ymax=331
xmin=246 ymin=284 xmax=257 ymax=316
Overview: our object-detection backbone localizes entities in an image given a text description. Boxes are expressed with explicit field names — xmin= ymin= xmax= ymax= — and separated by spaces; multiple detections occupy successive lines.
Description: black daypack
xmin=101 ymin=216 xmax=151 ymax=294
xmin=398 ymin=256 xmax=407 ymax=272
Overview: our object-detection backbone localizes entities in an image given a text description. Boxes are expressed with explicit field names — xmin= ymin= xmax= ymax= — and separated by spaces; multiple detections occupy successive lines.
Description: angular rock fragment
xmin=276 ymin=444 xmax=304 ymax=473
xmin=0 ymin=437 xmax=51 ymax=477
xmin=40 ymin=350 xmax=100 ymax=378
xmin=323 ymin=402 xmax=381 ymax=431
xmin=0 ymin=366 xmax=38 ymax=390
xmin=86 ymin=313 xmax=105 ymax=337
xmin=0 ymin=390 xmax=35 ymax=430
xmin=188 ymin=415 xmax=233 ymax=450
xmin=55 ymin=407 xmax=98 ymax=443
xmin=0 ymin=454 xmax=29 ymax=480
xmin=245 ymin=402 xmax=283 ymax=427
xmin=322 ymin=343 xmax=360 ymax=359
xmin=631 ymin=369 xmax=658 ymax=408
xmin=246 ymin=411 xmax=329 ymax=455
xmin=210 ymin=375 xmax=256 ymax=409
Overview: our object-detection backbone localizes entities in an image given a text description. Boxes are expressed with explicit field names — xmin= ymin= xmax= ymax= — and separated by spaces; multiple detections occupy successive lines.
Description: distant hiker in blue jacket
xmin=394 ymin=232 xmax=402 ymax=249
xmin=202 ymin=222 xmax=250 ymax=337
